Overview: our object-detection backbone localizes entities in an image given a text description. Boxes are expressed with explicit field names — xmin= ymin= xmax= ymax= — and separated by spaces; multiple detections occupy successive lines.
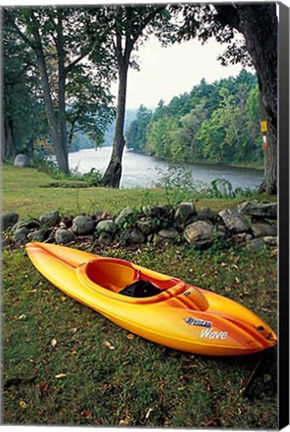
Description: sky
xmin=113 ymin=36 xmax=254 ymax=110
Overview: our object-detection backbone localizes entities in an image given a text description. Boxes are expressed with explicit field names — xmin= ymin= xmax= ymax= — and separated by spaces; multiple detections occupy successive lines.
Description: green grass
xmin=2 ymin=241 xmax=277 ymax=428
xmin=2 ymin=162 xmax=278 ymax=427
xmin=2 ymin=164 xmax=275 ymax=219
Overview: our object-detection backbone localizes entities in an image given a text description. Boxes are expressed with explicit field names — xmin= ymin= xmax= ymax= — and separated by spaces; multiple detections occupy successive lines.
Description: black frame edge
xmin=278 ymin=1 xmax=290 ymax=430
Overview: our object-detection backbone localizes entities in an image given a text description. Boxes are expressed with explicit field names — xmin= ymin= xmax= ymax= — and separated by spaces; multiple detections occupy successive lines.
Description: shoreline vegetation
xmin=2 ymin=164 xmax=272 ymax=219
xmin=124 ymin=147 xmax=264 ymax=171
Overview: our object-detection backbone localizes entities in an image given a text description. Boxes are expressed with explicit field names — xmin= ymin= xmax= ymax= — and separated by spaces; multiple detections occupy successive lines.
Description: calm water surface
xmin=69 ymin=147 xmax=263 ymax=190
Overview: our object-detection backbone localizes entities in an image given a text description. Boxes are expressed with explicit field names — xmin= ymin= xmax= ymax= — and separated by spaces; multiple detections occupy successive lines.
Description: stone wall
xmin=1 ymin=201 xmax=277 ymax=251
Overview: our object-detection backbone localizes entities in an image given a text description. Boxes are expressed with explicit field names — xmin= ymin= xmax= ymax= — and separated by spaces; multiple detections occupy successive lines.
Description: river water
xmin=69 ymin=147 xmax=263 ymax=190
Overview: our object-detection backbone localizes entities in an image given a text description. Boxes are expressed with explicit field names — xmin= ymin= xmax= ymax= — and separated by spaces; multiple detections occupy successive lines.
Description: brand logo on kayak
xmin=199 ymin=328 xmax=228 ymax=340
xmin=184 ymin=317 xmax=212 ymax=328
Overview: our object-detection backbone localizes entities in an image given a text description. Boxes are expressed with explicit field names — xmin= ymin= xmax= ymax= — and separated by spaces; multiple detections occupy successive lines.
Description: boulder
xmin=13 ymin=218 xmax=40 ymax=231
xmin=184 ymin=221 xmax=214 ymax=248
xmin=72 ymin=215 xmax=95 ymax=235
xmin=263 ymin=236 xmax=278 ymax=247
xmin=174 ymin=202 xmax=197 ymax=227
xmin=95 ymin=219 xmax=117 ymax=234
xmin=115 ymin=207 xmax=135 ymax=226
xmin=27 ymin=229 xmax=50 ymax=242
xmin=246 ymin=238 xmax=265 ymax=252
xmin=39 ymin=211 xmax=60 ymax=227
xmin=196 ymin=207 xmax=219 ymax=223
xmin=15 ymin=227 xmax=30 ymax=243
xmin=219 ymin=209 xmax=250 ymax=233
xmin=137 ymin=218 xmax=158 ymax=235
xmin=215 ymin=225 xmax=227 ymax=240
xmin=142 ymin=204 xmax=173 ymax=220
xmin=1 ymin=212 xmax=19 ymax=231
xmin=233 ymin=232 xmax=253 ymax=242
xmin=98 ymin=231 xmax=113 ymax=245
xmin=55 ymin=228 xmax=75 ymax=244
xmin=238 ymin=201 xmax=277 ymax=220
xmin=123 ymin=228 xmax=145 ymax=244
xmin=14 ymin=153 xmax=30 ymax=168
xmin=251 ymin=222 xmax=277 ymax=238
xmin=158 ymin=227 xmax=179 ymax=240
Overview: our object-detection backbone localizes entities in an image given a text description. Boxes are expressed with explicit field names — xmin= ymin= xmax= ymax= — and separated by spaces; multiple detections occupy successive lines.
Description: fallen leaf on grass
xmin=126 ymin=333 xmax=135 ymax=340
xmin=18 ymin=314 xmax=27 ymax=321
xmin=50 ymin=338 xmax=57 ymax=348
xmin=119 ymin=419 xmax=130 ymax=426
xmin=263 ymin=374 xmax=272 ymax=383
xmin=19 ymin=400 xmax=28 ymax=409
xmin=55 ymin=373 xmax=67 ymax=379
xmin=81 ymin=410 xmax=92 ymax=419
xmin=145 ymin=408 xmax=154 ymax=420
xmin=102 ymin=340 xmax=115 ymax=350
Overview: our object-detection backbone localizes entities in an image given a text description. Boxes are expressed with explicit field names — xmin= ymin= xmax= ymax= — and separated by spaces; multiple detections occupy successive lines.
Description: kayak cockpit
xmin=85 ymin=258 xmax=183 ymax=297
xmin=79 ymin=258 xmax=209 ymax=309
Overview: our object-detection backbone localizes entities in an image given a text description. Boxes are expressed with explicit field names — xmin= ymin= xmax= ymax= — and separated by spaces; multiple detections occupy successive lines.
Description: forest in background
xmin=126 ymin=69 xmax=263 ymax=167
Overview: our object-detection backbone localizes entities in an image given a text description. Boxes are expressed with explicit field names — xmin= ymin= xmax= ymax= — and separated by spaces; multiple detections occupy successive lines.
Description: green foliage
xmin=126 ymin=70 xmax=262 ymax=168
xmin=126 ymin=105 xmax=152 ymax=152
xmin=2 ymin=16 xmax=48 ymax=160
xmin=157 ymin=165 xmax=257 ymax=205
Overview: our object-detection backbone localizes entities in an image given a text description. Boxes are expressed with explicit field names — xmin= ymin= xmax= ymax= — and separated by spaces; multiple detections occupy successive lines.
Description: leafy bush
xmin=157 ymin=165 xmax=257 ymax=205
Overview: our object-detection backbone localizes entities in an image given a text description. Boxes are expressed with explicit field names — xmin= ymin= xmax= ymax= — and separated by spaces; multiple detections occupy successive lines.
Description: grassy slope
xmin=2 ymin=164 xmax=274 ymax=219
xmin=2 ymin=163 xmax=278 ymax=428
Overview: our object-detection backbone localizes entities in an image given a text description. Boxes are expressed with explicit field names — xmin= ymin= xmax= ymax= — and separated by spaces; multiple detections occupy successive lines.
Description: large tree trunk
xmin=56 ymin=10 xmax=69 ymax=170
xmin=237 ymin=5 xmax=277 ymax=194
xmin=3 ymin=115 xmax=17 ymax=161
xmin=30 ymin=12 xmax=69 ymax=173
xmin=216 ymin=4 xmax=277 ymax=194
xmin=102 ymin=60 xmax=128 ymax=188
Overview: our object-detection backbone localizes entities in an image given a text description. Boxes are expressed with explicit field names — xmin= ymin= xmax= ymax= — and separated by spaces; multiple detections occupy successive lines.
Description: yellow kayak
xmin=25 ymin=242 xmax=277 ymax=356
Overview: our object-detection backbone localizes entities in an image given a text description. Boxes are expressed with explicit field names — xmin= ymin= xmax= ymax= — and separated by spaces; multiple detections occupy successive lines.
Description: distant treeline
xmin=126 ymin=69 xmax=263 ymax=166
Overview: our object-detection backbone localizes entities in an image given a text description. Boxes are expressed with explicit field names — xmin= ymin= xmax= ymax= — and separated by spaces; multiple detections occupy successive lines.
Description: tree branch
xmin=6 ymin=12 xmax=35 ymax=50
xmin=127 ymin=6 xmax=165 ymax=53
xmin=214 ymin=5 xmax=241 ymax=32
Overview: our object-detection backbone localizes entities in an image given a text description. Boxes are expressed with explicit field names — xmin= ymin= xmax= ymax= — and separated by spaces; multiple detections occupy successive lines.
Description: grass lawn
xmin=2 ymin=163 xmax=278 ymax=428
xmin=1 ymin=164 xmax=274 ymax=219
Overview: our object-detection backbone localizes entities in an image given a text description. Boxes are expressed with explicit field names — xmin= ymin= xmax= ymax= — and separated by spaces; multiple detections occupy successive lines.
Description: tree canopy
xmin=126 ymin=70 xmax=263 ymax=166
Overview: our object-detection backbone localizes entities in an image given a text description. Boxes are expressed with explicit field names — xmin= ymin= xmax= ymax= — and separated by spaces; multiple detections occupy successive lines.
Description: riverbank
xmin=2 ymin=164 xmax=273 ymax=219
xmin=68 ymin=147 xmax=264 ymax=189
xmin=127 ymin=148 xmax=264 ymax=171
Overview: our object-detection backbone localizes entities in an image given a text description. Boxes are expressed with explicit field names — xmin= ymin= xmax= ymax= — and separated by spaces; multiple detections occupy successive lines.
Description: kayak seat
xmin=86 ymin=258 xmax=138 ymax=293
xmin=119 ymin=279 xmax=161 ymax=298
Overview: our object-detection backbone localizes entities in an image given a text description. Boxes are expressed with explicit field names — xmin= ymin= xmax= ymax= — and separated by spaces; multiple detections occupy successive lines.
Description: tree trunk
xmin=237 ymin=5 xmax=277 ymax=194
xmin=3 ymin=115 xmax=17 ymax=161
xmin=216 ymin=4 xmax=277 ymax=194
xmin=30 ymin=13 xmax=69 ymax=173
xmin=56 ymin=10 xmax=69 ymax=169
xmin=102 ymin=60 xmax=128 ymax=188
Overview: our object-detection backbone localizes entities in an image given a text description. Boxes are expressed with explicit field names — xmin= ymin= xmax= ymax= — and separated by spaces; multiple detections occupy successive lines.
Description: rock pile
xmin=1 ymin=201 xmax=277 ymax=251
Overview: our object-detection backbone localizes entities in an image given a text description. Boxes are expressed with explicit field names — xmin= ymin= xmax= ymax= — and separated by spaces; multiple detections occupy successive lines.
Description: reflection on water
xmin=69 ymin=147 xmax=263 ymax=190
